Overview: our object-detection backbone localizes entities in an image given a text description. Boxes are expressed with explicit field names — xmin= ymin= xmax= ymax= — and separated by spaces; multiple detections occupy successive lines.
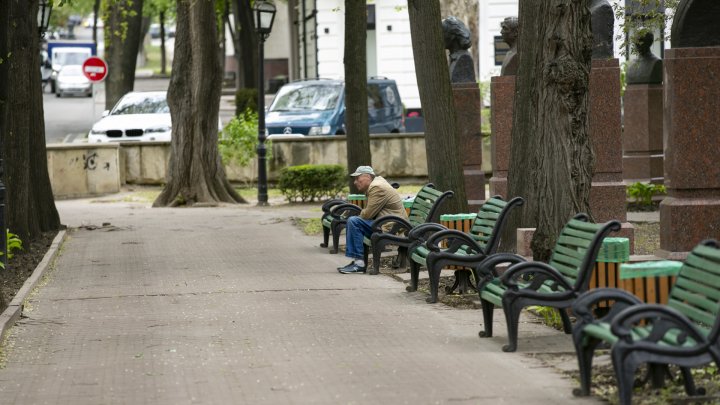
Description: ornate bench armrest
xmin=371 ymin=215 xmax=413 ymax=234
xmin=572 ymin=288 xmax=643 ymax=324
xmin=425 ymin=229 xmax=483 ymax=253
xmin=611 ymin=304 xmax=709 ymax=347
xmin=500 ymin=261 xmax=573 ymax=292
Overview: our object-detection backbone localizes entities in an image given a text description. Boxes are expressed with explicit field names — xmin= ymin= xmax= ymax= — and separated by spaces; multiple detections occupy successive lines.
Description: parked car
xmin=265 ymin=77 xmax=404 ymax=136
xmin=55 ymin=65 xmax=92 ymax=97
xmin=88 ymin=91 xmax=172 ymax=142
xmin=88 ymin=91 xmax=222 ymax=143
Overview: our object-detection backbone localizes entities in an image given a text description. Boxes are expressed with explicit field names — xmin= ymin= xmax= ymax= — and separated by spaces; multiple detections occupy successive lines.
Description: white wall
xmin=312 ymin=0 xmax=421 ymax=109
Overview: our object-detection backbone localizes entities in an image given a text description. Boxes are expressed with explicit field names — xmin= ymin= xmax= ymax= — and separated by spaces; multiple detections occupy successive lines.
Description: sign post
xmin=82 ymin=56 xmax=108 ymax=125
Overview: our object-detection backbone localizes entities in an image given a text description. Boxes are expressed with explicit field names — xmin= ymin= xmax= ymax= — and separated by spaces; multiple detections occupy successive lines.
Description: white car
xmin=55 ymin=65 xmax=92 ymax=98
xmin=89 ymin=91 xmax=172 ymax=143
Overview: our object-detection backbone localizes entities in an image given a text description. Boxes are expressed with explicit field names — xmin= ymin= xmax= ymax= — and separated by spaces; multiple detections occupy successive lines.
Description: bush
xmin=627 ymin=181 xmax=666 ymax=207
xmin=235 ymin=88 xmax=258 ymax=116
xmin=218 ymin=109 xmax=271 ymax=167
xmin=278 ymin=164 xmax=346 ymax=202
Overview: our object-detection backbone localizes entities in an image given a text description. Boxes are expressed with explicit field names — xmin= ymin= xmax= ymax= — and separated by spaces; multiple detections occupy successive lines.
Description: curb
xmin=0 ymin=230 xmax=67 ymax=342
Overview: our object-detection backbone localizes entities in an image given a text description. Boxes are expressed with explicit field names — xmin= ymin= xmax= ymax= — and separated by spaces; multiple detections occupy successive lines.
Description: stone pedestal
xmin=589 ymin=59 xmax=635 ymax=250
xmin=622 ymin=83 xmax=664 ymax=183
xmin=452 ymin=82 xmax=485 ymax=211
xmin=658 ymin=47 xmax=720 ymax=259
xmin=489 ymin=75 xmax=515 ymax=200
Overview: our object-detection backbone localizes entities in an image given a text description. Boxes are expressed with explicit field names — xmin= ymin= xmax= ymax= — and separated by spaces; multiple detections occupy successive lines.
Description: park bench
xmin=364 ymin=184 xmax=454 ymax=275
xmin=319 ymin=183 xmax=400 ymax=254
xmin=475 ymin=213 xmax=621 ymax=352
xmin=406 ymin=196 xmax=524 ymax=304
xmin=571 ymin=239 xmax=720 ymax=405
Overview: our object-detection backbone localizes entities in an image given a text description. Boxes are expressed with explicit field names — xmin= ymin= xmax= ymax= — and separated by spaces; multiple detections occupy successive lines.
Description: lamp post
xmin=254 ymin=0 xmax=276 ymax=206
xmin=38 ymin=0 xmax=53 ymax=38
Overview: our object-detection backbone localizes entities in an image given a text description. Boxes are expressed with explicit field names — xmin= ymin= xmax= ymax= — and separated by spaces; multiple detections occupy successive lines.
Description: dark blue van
xmin=265 ymin=77 xmax=404 ymax=136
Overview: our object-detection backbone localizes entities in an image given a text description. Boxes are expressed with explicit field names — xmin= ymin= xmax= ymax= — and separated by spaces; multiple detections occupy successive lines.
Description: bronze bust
xmin=500 ymin=17 xmax=519 ymax=76
xmin=626 ymin=30 xmax=663 ymax=84
xmin=442 ymin=16 xmax=476 ymax=83
xmin=590 ymin=0 xmax=614 ymax=59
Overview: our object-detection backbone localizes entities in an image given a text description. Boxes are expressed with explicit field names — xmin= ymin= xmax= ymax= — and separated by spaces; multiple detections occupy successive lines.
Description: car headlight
xmin=308 ymin=125 xmax=332 ymax=135
xmin=145 ymin=126 xmax=171 ymax=134
xmin=89 ymin=129 xmax=106 ymax=135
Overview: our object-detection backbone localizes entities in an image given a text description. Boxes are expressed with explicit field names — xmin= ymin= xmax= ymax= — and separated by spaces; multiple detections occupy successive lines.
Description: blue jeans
xmin=345 ymin=216 xmax=374 ymax=259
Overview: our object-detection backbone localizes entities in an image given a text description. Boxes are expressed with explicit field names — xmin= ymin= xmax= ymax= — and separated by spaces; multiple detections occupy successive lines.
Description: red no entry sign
xmin=82 ymin=56 xmax=108 ymax=82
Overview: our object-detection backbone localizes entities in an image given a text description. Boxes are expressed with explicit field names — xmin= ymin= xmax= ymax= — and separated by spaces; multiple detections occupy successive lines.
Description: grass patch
xmin=235 ymin=187 xmax=284 ymax=201
xmin=291 ymin=217 xmax=323 ymax=235
xmin=142 ymin=45 xmax=171 ymax=75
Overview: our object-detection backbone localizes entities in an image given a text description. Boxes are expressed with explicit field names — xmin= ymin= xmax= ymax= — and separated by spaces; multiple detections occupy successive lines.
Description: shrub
xmin=278 ymin=164 xmax=346 ymax=202
xmin=0 ymin=230 xmax=23 ymax=269
xmin=218 ymin=109 xmax=271 ymax=167
xmin=627 ymin=181 xmax=666 ymax=207
xmin=235 ymin=88 xmax=258 ymax=116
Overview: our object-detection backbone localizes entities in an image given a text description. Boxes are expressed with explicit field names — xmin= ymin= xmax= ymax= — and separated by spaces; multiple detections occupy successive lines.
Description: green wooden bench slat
xmin=552 ymin=245 xmax=588 ymax=263
xmin=562 ymin=226 xmax=602 ymax=241
xmin=694 ymin=243 xmax=720 ymax=262
xmin=417 ymin=186 xmax=443 ymax=198
xmin=671 ymin=287 xmax=719 ymax=316
xmin=684 ymin=254 xmax=720 ymax=279
xmin=556 ymin=234 xmax=593 ymax=250
xmin=668 ymin=298 xmax=717 ymax=327
xmin=673 ymin=277 xmax=720 ymax=302
xmin=566 ymin=219 xmax=603 ymax=233
xmin=678 ymin=266 xmax=720 ymax=289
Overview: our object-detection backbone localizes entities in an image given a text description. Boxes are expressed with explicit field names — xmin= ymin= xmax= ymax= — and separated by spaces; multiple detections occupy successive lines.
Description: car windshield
xmin=58 ymin=65 xmax=83 ymax=77
xmin=111 ymin=93 xmax=169 ymax=115
xmin=269 ymin=83 xmax=342 ymax=112
xmin=54 ymin=52 xmax=89 ymax=66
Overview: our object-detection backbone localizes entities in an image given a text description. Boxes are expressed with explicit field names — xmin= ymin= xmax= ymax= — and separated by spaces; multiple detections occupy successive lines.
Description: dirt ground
xmin=0 ymin=231 xmax=57 ymax=311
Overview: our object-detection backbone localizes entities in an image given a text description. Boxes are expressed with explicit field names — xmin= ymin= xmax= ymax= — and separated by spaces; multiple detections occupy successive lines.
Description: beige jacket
xmin=360 ymin=176 xmax=408 ymax=221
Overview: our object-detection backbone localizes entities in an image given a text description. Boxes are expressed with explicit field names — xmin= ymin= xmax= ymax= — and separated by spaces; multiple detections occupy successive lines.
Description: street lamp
xmin=254 ymin=0 xmax=276 ymax=206
xmin=38 ymin=0 xmax=53 ymax=38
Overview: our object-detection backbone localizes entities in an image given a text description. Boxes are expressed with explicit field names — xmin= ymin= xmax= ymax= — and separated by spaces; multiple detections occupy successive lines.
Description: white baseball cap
xmin=350 ymin=166 xmax=375 ymax=176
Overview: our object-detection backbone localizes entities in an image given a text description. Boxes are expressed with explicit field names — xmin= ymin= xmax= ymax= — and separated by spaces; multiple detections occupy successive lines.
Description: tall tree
xmin=229 ymin=0 xmax=258 ymax=90
xmin=2 ymin=0 xmax=61 ymax=245
xmin=344 ymin=1 xmax=370 ymax=193
xmin=153 ymin=0 xmax=244 ymax=207
xmin=407 ymin=0 xmax=467 ymax=214
xmin=507 ymin=1 xmax=594 ymax=261
xmin=104 ymin=0 xmax=145 ymax=109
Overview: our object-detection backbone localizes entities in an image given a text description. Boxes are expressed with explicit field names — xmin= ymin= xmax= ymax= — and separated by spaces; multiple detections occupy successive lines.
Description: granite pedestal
xmin=452 ymin=82 xmax=485 ymax=211
xmin=622 ymin=84 xmax=664 ymax=183
xmin=589 ymin=59 xmax=635 ymax=251
xmin=489 ymin=75 xmax=515 ymax=200
xmin=659 ymin=46 xmax=720 ymax=259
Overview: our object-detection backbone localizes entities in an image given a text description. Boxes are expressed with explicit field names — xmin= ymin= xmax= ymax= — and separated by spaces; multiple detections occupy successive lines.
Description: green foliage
xmin=612 ymin=0 xmax=679 ymax=57
xmin=218 ymin=109 xmax=271 ymax=167
xmin=235 ymin=88 xmax=258 ymax=116
xmin=0 ymin=230 xmax=24 ymax=269
xmin=627 ymin=181 xmax=666 ymax=206
xmin=278 ymin=165 xmax=346 ymax=203
xmin=292 ymin=217 xmax=323 ymax=236
xmin=528 ymin=306 xmax=565 ymax=330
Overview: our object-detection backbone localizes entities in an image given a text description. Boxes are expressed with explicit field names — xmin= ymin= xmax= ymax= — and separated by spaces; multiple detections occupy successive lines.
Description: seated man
xmin=337 ymin=166 xmax=408 ymax=274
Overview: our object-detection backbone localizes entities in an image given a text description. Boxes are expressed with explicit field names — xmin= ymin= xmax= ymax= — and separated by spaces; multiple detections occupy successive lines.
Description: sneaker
xmin=337 ymin=261 xmax=355 ymax=271
xmin=339 ymin=263 xmax=366 ymax=274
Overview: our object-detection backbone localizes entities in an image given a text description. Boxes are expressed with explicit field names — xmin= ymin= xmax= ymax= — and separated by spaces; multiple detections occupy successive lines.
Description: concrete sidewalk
xmin=0 ymin=199 xmax=599 ymax=404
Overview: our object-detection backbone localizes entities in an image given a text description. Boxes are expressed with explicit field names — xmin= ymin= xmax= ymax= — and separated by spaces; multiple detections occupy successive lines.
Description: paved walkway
xmin=0 ymin=198 xmax=600 ymax=404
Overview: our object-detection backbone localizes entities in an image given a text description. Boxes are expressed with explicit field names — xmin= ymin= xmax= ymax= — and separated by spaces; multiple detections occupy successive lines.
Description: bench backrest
xmin=667 ymin=240 xmax=720 ymax=339
xmin=407 ymin=184 xmax=454 ymax=228
xmin=470 ymin=196 xmax=524 ymax=255
xmin=548 ymin=213 xmax=621 ymax=292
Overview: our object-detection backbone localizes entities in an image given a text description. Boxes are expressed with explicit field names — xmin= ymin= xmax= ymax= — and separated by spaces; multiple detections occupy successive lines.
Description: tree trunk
xmin=3 ymin=0 xmax=60 ymax=244
xmin=160 ymin=11 xmax=167 ymax=75
xmin=104 ymin=0 xmax=144 ymax=110
xmin=407 ymin=0 xmax=467 ymax=214
xmin=233 ymin=0 xmax=257 ymax=90
xmin=506 ymin=0 xmax=594 ymax=261
xmin=153 ymin=0 xmax=245 ymax=207
xmin=0 ymin=0 xmax=11 ymax=313
xmin=344 ymin=1 xmax=370 ymax=193
xmin=93 ymin=0 xmax=100 ymax=45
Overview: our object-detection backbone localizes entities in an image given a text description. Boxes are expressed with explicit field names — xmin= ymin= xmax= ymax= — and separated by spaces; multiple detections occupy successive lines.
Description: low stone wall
xmin=47 ymin=134 xmax=492 ymax=197
xmin=47 ymin=144 xmax=121 ymax=199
